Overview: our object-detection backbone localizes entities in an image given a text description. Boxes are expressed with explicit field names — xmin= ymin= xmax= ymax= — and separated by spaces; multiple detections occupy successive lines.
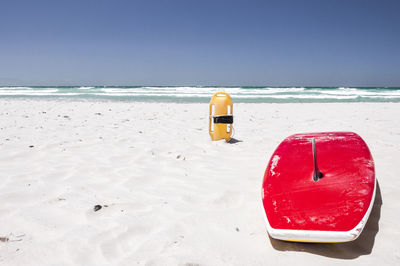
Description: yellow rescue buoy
xmin=209 ymin=92 xmax=233 ymax=141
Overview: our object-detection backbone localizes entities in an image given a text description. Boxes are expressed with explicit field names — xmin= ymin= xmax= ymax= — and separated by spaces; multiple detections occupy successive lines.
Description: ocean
xmin=1 ymin=86 xmax=400 ymax=103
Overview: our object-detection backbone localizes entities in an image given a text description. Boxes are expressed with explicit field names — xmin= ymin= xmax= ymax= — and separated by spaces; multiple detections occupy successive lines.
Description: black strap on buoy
xmin=213 ymin=115 xmax=233 ymax=124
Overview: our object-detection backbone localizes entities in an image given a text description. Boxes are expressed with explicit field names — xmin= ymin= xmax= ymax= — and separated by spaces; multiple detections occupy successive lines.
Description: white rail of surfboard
xmin=262 ymin=178 xmax=376 ymax=243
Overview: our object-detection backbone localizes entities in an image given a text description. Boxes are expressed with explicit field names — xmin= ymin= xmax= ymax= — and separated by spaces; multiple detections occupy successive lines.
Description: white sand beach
xmin=0 ymin=99 xmax=399 ymax=265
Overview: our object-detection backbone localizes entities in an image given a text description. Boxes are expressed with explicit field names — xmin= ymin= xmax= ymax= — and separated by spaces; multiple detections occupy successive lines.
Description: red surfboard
xmin=262 ymin=132 xmax=375 ymax=242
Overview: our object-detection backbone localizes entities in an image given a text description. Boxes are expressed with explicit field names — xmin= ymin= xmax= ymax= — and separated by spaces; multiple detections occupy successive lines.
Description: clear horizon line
xmin=1 ymin=85 xmax=400 ymax=88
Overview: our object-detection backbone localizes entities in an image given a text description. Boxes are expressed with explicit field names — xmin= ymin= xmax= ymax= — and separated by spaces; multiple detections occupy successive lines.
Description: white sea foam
xmin=0 ymin=86 xmax=399 ymax=102
xmin=0 ymin=89 xmax=59 ymax=95
xmin=77 ymin=86 xmax=95 ymax=90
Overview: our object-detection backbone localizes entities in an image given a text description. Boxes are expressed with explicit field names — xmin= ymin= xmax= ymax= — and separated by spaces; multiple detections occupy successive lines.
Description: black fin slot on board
xmin=312 ymin=138 xmax=324 ymax=181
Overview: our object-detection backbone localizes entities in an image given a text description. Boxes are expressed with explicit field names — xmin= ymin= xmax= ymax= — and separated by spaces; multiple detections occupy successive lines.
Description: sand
xmin=0 ymin=99 xmax=399 ymax=265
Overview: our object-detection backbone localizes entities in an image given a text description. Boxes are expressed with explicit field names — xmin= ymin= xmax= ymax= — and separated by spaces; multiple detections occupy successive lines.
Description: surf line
xmin=312 ymin=138 xmax=324 ymax=181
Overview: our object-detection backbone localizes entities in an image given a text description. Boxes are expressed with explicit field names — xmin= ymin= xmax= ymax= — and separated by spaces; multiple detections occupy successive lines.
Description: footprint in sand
xmin=211 ymin=191 xmax=242 ymax=209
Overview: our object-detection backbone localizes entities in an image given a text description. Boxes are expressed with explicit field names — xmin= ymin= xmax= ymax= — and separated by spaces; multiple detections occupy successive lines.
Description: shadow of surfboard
xmin=269 ymin=181 xmax=382 ymax=259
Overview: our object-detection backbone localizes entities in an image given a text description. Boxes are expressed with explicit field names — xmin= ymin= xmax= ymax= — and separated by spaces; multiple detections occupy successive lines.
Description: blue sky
xmin=1 ymin=0 xmax=399 ymax=86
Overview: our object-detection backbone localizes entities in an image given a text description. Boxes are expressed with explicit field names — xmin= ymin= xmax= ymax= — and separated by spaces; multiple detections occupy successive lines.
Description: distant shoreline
xmin=1 ymin=86 xmax=400 ymax=103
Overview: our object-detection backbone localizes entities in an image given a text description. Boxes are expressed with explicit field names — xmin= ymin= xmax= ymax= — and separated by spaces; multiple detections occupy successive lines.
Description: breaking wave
xmin=0 ymin=86 xmax=399 ymax=103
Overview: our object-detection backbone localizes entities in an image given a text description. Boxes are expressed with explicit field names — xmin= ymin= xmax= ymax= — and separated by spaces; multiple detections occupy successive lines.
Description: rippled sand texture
xmin=0 ymin=100 xmax=399 ymax=265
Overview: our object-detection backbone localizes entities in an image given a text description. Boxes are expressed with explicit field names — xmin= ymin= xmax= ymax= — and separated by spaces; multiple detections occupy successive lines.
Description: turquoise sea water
xmin=1 ymin=86 xmax=400 ymax=103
